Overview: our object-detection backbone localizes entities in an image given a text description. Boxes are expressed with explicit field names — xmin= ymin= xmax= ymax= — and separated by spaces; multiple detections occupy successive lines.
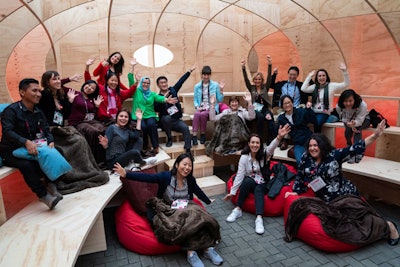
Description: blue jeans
xmin=294 ymin=145 xmax=306 ymax=165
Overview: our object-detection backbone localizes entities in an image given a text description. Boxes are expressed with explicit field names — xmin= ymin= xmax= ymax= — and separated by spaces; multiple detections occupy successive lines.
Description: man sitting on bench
xmin=0 ymin=78 xmax=67 ymax=210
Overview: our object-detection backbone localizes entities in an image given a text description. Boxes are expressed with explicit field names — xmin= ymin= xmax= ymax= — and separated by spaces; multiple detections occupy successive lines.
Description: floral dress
xmin=293 ymin=140 xmax=366 ymax=202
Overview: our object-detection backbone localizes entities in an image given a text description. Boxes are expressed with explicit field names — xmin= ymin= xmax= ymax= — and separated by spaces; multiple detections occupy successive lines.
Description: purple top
xmin=67 ymin=92 xmax=97 ymax=126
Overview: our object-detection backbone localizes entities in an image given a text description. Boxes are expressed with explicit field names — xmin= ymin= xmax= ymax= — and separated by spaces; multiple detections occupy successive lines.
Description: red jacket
xmin=92 ymin=63 xmax=128 ymax=90
xmin=85 ymin=71 xmax=136 ymax=121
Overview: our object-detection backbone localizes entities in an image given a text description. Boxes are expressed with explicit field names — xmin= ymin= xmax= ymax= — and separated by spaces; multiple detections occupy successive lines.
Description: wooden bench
xmin=0 ymin=148 xmax=172 ymax=267
xmin=0 ymin=172 xmax=122 ymax=267
xmin=0 ymin=166 xmax=24 ymax=225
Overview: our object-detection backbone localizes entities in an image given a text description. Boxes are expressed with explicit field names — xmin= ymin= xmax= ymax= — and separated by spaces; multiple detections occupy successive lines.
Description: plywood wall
xmin=0 ymin=0 xmax=399 ymax=122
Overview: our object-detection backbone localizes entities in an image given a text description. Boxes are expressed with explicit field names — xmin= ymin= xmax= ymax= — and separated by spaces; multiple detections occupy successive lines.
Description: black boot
xmin=200 ymin=134 xmax=206 ymax=144
xmin=192 ymin=136 xmax=198 ymax=146
xmin=166 ymin=138 xmax=173 ymax=147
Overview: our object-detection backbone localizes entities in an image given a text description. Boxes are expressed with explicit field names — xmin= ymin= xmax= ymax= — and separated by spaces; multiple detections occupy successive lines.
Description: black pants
xmin=236 ymin=176 xmax=268 ymax=216
xmin=160 ymin=115 xmax=191 ymax=150
xmin=141 ymin=117 xmax=159 ymax=150
xmin=0 ymin=151 xmax=47 ymax=198
xmin=107 ymin=135 xmax=144 ymax=169
xmin=255 ymin=110 xmax=275 ymax=144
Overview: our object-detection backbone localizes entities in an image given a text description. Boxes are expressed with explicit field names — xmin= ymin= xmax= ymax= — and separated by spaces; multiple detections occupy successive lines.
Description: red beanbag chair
xmin=283 ymin=195 xmax=361 ymax=252
xmin=226 ymin=161 xmax=297 ymax=216
xmin=116 ymin=200 xmax=181 ymax=255
xmin=116 ymin=198 xmax=205 ymax=255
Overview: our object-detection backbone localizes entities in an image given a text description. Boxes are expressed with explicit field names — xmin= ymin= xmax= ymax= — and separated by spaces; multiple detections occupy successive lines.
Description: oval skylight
xmin=134 ymin=44 xmax=173 ymax=68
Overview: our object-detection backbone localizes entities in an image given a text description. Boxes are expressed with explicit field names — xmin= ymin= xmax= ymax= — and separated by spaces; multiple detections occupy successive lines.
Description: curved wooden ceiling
xmin=0 ymin=0 xmax=399 ymax=105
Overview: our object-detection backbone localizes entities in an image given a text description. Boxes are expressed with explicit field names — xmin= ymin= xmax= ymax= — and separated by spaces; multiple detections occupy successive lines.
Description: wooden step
xmin=157 ymin=126 xmax=193 ymax=143
xmin=196 ymin=175 xmax=226 ymax=197
xmin=164 ymin=155 xmax=214 ymax=177
xmin=160 ymin=142 xmax=206 ymax=158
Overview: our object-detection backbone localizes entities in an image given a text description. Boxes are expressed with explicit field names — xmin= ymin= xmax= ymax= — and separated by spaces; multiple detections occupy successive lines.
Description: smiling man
xmin=0 ymin=78 xmax=64 ymax=209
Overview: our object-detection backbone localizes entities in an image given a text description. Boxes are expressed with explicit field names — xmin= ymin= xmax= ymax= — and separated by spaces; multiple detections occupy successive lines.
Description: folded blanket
xmin=51 ymin=126 xmax=109 ymax=194
xmin=146 ymin=197 xmax=221 ymax=250
xmin=206 ymin=114 xmax=249 ymax=156
xmin=285 ymin=195 xmax=390 ymax=245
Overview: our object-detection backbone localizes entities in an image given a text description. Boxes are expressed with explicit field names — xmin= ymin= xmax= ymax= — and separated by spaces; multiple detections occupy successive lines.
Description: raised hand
xmin=86 ymin=56 xmax=97 ymax=66
xmin=308 ymin=70 xmax=316 ymax=77
xmin=375 ymin=119 xmax=386 ymax=137
xmin=339 ymin=62 xmax=347 ymax=71
xmin=135 ymin=108 xmax=143 ymax=120
xmin=101 ymin=58 xmax=109 ymax=67
xmin=135 ymin=72 xmax=142 ymax=83
xmin=243 ymin=92 xmax=252 ymax=103
xmin=67 ymin=88 xmax=78 ymax=103
xmin=69 ymin=74 xmax=82 ymax=82
xmin=113 ymin=162 xmax=126 ymax=178
xmin=219 ymin=79 xmax=225 ymax=92
xmin=189 ymin=64 xmax=197 ymax=72
xmin=267 ymin=55 xmax=272 ymax=64
xmin=94 ymin=95 xmax=104 ymax=107
xmin=277 ymin=123 xmax=291 ymax=139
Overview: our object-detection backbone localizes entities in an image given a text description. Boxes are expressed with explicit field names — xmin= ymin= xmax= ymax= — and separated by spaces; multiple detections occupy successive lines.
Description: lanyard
xmin=173 ymin=178 xmax=190 ymax=200
xmin=18 ymin=101 xmax=43 ymax=139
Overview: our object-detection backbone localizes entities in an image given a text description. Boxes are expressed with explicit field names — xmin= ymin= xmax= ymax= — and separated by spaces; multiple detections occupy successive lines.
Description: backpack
xmin=368 ymin=108 xmax=390 ymax=128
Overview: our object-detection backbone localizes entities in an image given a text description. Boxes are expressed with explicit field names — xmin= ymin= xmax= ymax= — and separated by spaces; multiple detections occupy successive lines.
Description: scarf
xmin=107 ymin=86 xmax=117 ymax=118
xmin=139 ymin=77 xmax=151 ymax=100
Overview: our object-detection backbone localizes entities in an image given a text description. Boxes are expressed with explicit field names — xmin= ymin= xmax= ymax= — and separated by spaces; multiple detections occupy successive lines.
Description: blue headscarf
xmin=138 ymin=77 xmax=151 ymax=100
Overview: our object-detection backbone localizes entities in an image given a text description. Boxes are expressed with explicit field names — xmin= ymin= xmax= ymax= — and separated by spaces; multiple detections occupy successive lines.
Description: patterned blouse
xmin=293 ymin=140 xmax=366 ymax=202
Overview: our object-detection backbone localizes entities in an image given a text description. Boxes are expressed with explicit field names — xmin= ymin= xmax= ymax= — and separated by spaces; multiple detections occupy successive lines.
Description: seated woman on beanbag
xmin=284 ymin=121 xmax=399 ymax=247
xmin=223 ymin=124 xmax=291 ymax=235
xmin=113 ymin=153 xmax=223 ymax=267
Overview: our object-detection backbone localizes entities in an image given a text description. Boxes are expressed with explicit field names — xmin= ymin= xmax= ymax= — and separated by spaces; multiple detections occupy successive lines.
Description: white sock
xmin=144 ymin=156 xmax=157 ymax=165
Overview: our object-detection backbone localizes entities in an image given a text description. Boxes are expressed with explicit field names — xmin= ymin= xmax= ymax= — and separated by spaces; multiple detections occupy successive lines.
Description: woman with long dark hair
xmin=223 ymin=124 xmax=291 ymax=235
xmin=98 ymin=109 xmax=156 ymax=170
xmin=285 ymin=124 xmax=399 ymax=247
xmin=113 ymin=153 xmax=223 ymax=267
xmin=301 ymin=63 xmax=350 ymax=132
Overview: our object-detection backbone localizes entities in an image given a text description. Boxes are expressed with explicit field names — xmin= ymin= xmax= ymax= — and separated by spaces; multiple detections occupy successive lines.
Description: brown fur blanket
xmin=146 ymin=197 xmax=221 ymax=250
xmin=285 ymin=195 xmax=389 ymax=245
xmin=206 ymin=114 xmax=250 ymax=156
xmin=51 ymin=126 xmax=109 ymax=194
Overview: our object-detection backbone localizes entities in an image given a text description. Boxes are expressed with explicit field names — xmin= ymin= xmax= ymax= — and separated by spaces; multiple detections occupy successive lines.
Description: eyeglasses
xmin=142 ymin=82 xmax=150 ymax=84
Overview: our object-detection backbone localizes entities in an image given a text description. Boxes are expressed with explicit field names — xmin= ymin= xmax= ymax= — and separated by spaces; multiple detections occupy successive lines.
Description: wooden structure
xmin=0 ymin=0 xmax=399 ymax=126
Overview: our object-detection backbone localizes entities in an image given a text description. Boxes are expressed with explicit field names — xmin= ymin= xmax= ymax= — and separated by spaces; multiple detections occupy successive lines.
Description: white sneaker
xmin=255 ymin=217 xmax=264 ymax=234
xmin=226 ymin=208 xmax=242 ymax=222
xmin=144 ymin=156 xmax=157 ymax=165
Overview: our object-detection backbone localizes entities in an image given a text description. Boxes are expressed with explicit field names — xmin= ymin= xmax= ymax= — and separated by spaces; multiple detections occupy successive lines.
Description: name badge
xmin=309 ymin=177 xmax=326 ymax=192
xmin=253 ymin=102 xmax=264 ymax=112
xmin=53 ymin=111 xmax=63 ymax=125
xmin=167 ymin=105 xmax=179 ymax=116
xmin=33 ymin=138 xmax=48 ymax=147
xmin=84 ymin=113 xmax=95 ymax=121
xmin=253 ymin=173 xmax=265 ymax=184
xmin=171 ymin=199 xmax=189 ymax=209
